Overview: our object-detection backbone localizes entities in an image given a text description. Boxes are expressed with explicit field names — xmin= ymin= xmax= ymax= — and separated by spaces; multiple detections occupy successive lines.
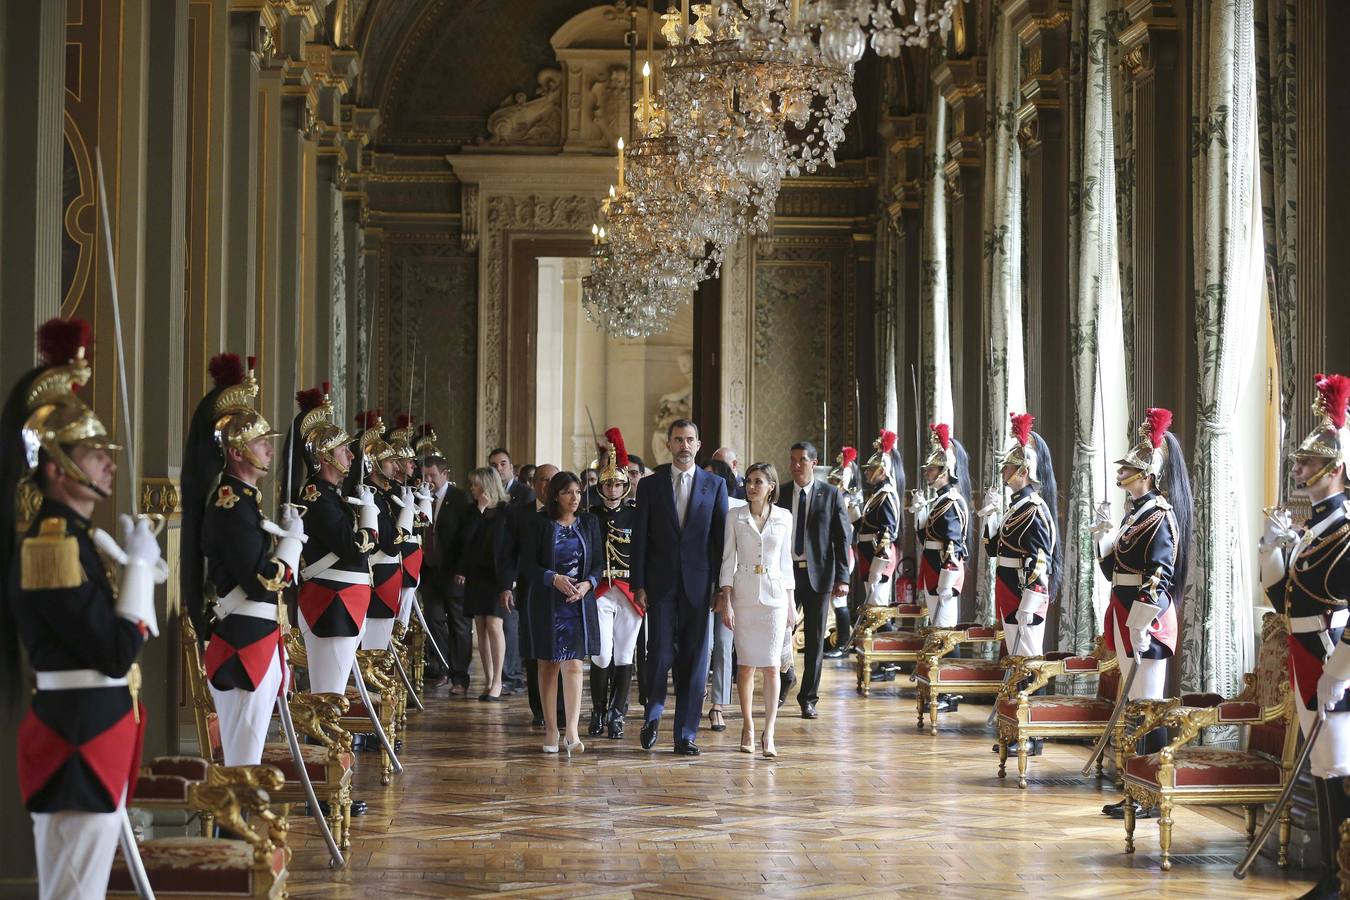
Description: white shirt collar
xmin=435 ymin=483 xmax=448 ymax=501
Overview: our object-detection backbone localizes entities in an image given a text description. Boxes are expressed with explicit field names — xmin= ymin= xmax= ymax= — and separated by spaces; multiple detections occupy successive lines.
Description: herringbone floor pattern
xmin=285 ymin=661 xmax=1313 ymax=898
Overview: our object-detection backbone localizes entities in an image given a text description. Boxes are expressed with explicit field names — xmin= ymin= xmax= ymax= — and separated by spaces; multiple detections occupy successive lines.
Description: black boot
xmin=1299 ymin=776 xmax=1347 ymax=899
xmin=778 ymin=667 xmax=797 ymax=707
xmin=607 ymin=664 xmax=633 ymax=739
xmin=589 ymin=662 xmax=609 ymax=736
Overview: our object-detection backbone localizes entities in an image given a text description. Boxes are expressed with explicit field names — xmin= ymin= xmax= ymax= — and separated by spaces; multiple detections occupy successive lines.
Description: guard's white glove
xmin=347 ymin=483 xmax=379 ymax=532
xmin=1319 ymin=643 xmax=1350 ymax=711
xmin=115 ymin=515 xmax=165 ymax=637
xmin=415 ymin=482 xmax=434 ymax=522
xmin=1262 ymin=507 xmax=1297 ymax=549
xmin=1090 ymin=501 xmax=1114 ymax=537
xmin=1125 ymin=599 xmax=1160 ymax=653
xmin=394 ymin=485 xmax=416 ymax=533
xmin=262 ymin=505 xmax=308 ymax=576
xmin=935 ymin=566 xmax=961 ymax=598
xmin=977 ymin=488 xmax=1001 ymax=518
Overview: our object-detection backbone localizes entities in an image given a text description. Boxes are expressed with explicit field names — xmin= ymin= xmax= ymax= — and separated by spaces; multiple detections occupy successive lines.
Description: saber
xmin=1081 ymin=651 xmax=1143 ymax=775
xmin=118 ymin=809 xmax=155 ymax=899
xmin=909 ymin=364 xmax=922 ymax=495
xmin=388 ymin=642 xmax=424 ymax=711
xmin=351 ymin=656 xmax=402 ymax=774
xmin=411 ymin=594 xmax=450 ymax=671
xmin=987 ymin=619 xmax=1034 ymax=726
xmin=95 ymin=149 xmax=137 ymax=512
xmin=1234 ymin=715 xmax=1323 ymax=879
xmin=585 ymin=404 xmax=602 ymax=464
xmin=275 ymin=638 xmax=344 ymax=867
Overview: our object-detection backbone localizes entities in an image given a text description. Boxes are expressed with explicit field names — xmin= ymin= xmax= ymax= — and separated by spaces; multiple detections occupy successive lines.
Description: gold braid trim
xmin=21 ymin=518 xmax=84 ymax=590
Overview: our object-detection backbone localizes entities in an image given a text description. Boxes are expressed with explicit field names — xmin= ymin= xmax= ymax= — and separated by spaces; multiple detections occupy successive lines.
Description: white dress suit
xmin=719 ymin=505 xmax=795 ymax=667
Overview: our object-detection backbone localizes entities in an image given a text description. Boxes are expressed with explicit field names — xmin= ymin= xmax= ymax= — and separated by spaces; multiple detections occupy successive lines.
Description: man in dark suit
xmin=712 ymin=446 xmax=746 ymax=500
xmin=779 ymin=441 xmax=852 ymax=720
xmin=632 ymin=419 xmax=728 ymax=755
xmin=500 ymin=463 xmax=562 ymax=724
xmin=489 ymin=447 xmax=535 ymax=506
xmin=421 ymin=455 xmax=473 ymax=691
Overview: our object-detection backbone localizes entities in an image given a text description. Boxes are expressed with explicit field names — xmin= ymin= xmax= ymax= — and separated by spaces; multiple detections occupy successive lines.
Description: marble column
xmin=224 ymin=13 xmax=262 ymax=355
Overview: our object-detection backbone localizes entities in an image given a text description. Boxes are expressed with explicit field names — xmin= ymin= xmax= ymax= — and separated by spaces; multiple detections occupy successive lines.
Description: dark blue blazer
xmin=631 ymin=464 xmax=728 ymax=607
xmin=518 ymin=512 xmax=603 ymax=660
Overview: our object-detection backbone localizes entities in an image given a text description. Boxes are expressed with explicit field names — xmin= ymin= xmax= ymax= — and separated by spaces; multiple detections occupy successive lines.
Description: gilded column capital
xmin=1118 ymin=0 xmax=1180 ymax=83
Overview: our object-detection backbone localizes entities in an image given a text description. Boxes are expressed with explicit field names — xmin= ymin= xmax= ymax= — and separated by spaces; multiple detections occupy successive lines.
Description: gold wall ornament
xmin=138 ymin=477 xmax=183 ymax=520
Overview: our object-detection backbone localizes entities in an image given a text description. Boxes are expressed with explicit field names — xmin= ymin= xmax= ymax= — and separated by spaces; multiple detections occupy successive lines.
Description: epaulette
xmin=21 ymin=518 xmax=84 ymax=591
xmin=1156 ymin=495 xmax=1173 ymax=511
xmin=215 ymin=484 xmax=240 ymax=509
xmin=301 ymin=483 xmax=321 ymax=502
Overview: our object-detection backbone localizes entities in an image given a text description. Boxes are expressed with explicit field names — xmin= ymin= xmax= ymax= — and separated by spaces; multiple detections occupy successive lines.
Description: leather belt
xmin=922 ymin=540 xmax=943 ymax=550
xmin=36 ymin=670 xmax=127 ymax=690
xmin=215 ymin=586 xmax=278 ymax=621
xmin=858 ymin=535 xmax=878 ymax=544
xmin=1112 ymin=573 xmax=1144 ymax=587
xmin=996 ymin=556 xmax=1025 ymax=569
xmin=303 ymin=567 xmax=370 ymax=586
xmin=738 ymin=564 xmax=774 ymax=575
xmin=1291 ymin=610 xmax=1350 ymax=634
xmin=300 ymin=552 xmax=339 ymax=579
xmin=603 ymin=569 xmax=630 ymax=579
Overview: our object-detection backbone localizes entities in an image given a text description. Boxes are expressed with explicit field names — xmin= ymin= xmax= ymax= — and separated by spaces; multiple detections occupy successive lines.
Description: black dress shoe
xmin=640 ymin=719 xmax=660 ymax=749
xmin=1102 ymin=798 xmax=1157 ymax=819
xmin=708 ymin=709 xmax=727 ymax=732
xmin=607 ymin=711 xmax=625 ymax=740
xmin=674 ymin=740 xmax=701 ymax=756
xmin=800 ymin=702 xmax=818 ymax=720
xmin=350 ymin=799 xmax=368 ymax=816
xmin=823 ymin=648 xmax=846 ymax=659
xmin=994 ymin=739 xmax=1043 ymax=756
xmin=531 ymin=714 xmax=547 ymax=727
xmin=588 ymin=711 xmax=605 ymax=737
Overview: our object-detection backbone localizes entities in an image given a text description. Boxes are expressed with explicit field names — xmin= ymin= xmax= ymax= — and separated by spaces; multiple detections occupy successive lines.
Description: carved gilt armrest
xmin=916 ymin=629 xmax=965 ymax=670
xmin=288 ymin=691 xmax=353 ymax=756
xmin=195 ymin=765 xmax=289 ymax=865
xmin=856 ymin=606 xmax=894 ymax=641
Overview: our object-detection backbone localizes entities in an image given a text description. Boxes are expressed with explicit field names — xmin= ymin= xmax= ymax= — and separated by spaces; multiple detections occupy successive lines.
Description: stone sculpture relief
xmin=481 ymin=67 xmax=563 ymax=146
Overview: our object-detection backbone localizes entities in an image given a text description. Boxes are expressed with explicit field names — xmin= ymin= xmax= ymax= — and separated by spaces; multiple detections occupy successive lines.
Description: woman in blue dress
xmin=519 ymin=471 xmax=602 ymax=755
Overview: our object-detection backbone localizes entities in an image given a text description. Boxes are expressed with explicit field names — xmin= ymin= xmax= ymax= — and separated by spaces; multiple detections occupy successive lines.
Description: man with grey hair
xmin=711 ymin=447 xmax=745 ymax=500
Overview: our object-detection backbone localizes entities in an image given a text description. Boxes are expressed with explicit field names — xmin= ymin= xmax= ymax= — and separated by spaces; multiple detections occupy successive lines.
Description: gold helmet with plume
xmin=387 ymin=413 xmax=418 ymax=461
xmin=598 ymin=427 xmax=631 ymax=489
xmin=924 ymin=423 xmax=957 ymax=479
xmin=999 ymin=413 xmax=1042 ymax=483
xmin=1113 ymin=407 xmax=1173 ymax=485
xmin=296 ymin=382 xmax=351 ymax=474
xmin=1293 ymin=374 xmax=1350 ymax=488
xmin=208 ymin=354 xmax=280 ymax=471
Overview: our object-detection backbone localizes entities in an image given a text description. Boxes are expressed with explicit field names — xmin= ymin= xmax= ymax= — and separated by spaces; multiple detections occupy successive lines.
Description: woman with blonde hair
xmin=716 ymin=462 xmax=795 ymax=758
xmin=455 ymin=466 xmax=511 ymax=700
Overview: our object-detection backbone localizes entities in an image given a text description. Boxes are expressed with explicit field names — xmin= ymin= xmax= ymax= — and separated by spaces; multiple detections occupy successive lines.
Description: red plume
xmin=1144 ymin=407 xmax=1173 ymax=449
xmin=930 ymin=423 xmax=951 ymax=452
xmin=1010 ymin=412 xmax=1034 ymax=447
xmin=395 ymin=413 xmax=414 ymax=430
xmin=605 ymin=427 xmax=629 ymax=468
xmin=419 ymin=422 xmax=436 ymax=437
xmin=36 ymin=318 xmax=93 ymax=366
xmin=296 ymin=387 xmax=324 ymax=413
xmin=354 ymin=409 xmax=382 ymax=430
xmin=247 ymin=355 xmax=257 ymax=371
xmin=840 ymin=446 xmax=857 ymax=467
xmin=321 ymin=381 xmax=332 ymax=396
xmin=878 ymin=429 xmax=897 ymax=454
xmin=1316 ymin=374 xmax=1350 ymax=430
xmin=208 ymin=353 xmax=245 ymax=389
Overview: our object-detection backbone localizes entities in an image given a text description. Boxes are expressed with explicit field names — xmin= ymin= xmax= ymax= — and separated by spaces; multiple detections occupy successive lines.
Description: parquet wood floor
xmin=284 ymin=660 xmax=1314 ymax=898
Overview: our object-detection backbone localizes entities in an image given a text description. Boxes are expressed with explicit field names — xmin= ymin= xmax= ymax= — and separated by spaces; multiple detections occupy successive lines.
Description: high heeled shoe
xmin=565 ymin=739 xmax=585 ymax=757
xmin=739 ymin=726 xmax=754 ymax=754
xmin=543 ymin=729 xmax=560 ymax=754
xmin=708 ymin=708 xmax=727 ymax=732
xmin=761 ymin=731 xmax=777 ymax=759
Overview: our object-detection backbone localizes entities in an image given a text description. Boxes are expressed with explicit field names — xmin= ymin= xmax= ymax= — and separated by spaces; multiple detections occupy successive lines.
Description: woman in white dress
xmin=717 ymin=463 xmax=796 ymax=758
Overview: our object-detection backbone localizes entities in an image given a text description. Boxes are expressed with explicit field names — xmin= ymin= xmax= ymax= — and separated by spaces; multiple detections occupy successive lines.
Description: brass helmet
xmin=414 ymin=422 xmax=443 ymax=458
xmin=598 ymin=426 xmax=631 ymax=491
xmin=354 ymin=410 xmax=394 ymax=466
xmin=22 ymin=318 xmax=121 ymax=493
xmin=298 ymin=382 xmax=351 ymax=474
xmin=924 ymin=423 xmax=957 ymax=479
xmin=862 ymin=429 xmax=898 ymax=481
xmin=1114 ymin=407 xmax=1173 ymax=485
xmin=1293 ymin=374 xmax=1350 ymax=489
xmin=999 ymin=412 xmax=1042 ymax=483
xmin=827 ymin=445 xmax=858 ymax=488
xmin=387 ymin=413 xmax=417 ymax=461
xmin=209 ymin=354 xmax=280 ymax=471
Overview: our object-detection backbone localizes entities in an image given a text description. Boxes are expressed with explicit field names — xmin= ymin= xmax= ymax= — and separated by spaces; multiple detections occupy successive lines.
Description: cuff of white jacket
xmin=1017 ymin=589 xmax=1046 ymax=615
xmin=358 ymin=504 xmax=379 ymax=532
xmin=117 ymin=563 xmax=160 ymax=637
xmin=936 ymin=567 xmax=961 ymax=595
xmin=1125 ymin=599 xmax=1161 ymax=631
xmin=1326 ymin=642 xmax=1350 ymax=682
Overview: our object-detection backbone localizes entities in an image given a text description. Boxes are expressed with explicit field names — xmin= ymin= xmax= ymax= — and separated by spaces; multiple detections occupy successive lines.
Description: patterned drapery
xmin=1184 ymin=0 xmax=1259 ymax=696
xmin=1060 ymin=0 xmax=1121 ymax=655
xmin=1253 ymin=0 xmax=1298 ymax=493
xmin=920 ymin=88 xmax=954 ymax=430
xmin=978 ymin=9 xmax=1027 ymax=627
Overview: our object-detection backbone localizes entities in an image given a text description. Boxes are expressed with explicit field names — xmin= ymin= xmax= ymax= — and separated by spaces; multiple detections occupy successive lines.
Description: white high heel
xmin=565 ymin=739 xmax=585 ymax=757
xmin=543 ymin=729 xmax=560 ymax=754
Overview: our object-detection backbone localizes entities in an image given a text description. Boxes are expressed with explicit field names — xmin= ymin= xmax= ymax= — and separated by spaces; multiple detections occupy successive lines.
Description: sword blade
xmin=389 ymin=642 xmax=424 ymax=711
xmin=1234 ymin=715 xmax=1322 ymax=878
xmin=275 ymin=688 xmax=345 ymax=867
xmin=411 ymin=596 xmax=450 ymax=670
xmin=95 ymin=149 xmax=138 ymax=512
xmin=118 ymin=808 xmax=155 ymax=899
xmin=351 ymin=656 xmax=402 ymax=773
xmin=1081 ymin=653 xmax=1142 ymax=776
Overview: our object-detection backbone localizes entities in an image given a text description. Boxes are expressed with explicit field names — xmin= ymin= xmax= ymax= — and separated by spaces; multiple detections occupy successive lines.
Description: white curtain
xmin=920 ymin=88 xmax=954 ymax=431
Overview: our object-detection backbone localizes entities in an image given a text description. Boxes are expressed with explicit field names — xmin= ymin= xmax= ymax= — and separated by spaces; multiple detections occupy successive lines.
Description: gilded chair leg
xmin=1244 ymin=805 xmax=1256 ymax=840
xmin=1158 ymin=800 xmax=1174 ymax=871
xmin=928 ymin=695 xmax=939 ymax=736
xmin=202 ymin=812 xmax=215 ymax=838
xmin=1016 ymin=740 xmax=1029 ymax=789
xmin=1124 ymin=799 xmax=1136 ymax=855
xmin=1095 ymin=753 xmax=1104 ymax=779
xmin=857 ymin=659 xmax=867 ymax=696
xmin=997 ymin=740 xmax=1008 ymax=779
xmin=341 ymin=796 xmax=352 ymax=852
xmin=381 ymin=747 xmax=393 ymax=786
xmin=1113 ymin=736 xmax=1125 ymax=790
xmin=917 ymin=690 xmax=926 ymax=730
xmin=1278 ymin=806 xmax=1291 ymax=869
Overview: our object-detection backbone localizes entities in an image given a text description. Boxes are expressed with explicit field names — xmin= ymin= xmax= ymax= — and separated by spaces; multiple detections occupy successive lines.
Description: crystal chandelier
xmin=662 ymin=1 xmax=858 ymax=237
xmin=822 ymin=0 xmax=966 ymax=58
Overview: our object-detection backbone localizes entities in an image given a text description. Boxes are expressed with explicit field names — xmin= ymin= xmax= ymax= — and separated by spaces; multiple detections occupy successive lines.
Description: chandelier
xmin=661 ymin=1 xmax=858 ymax=237
xmin=821 ymin=0 xmax=965 ymax=58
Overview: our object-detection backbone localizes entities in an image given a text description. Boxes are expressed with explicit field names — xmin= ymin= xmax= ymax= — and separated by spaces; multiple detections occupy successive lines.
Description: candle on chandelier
xmin=592 ymin=223 xmax=600 ymax=245
xmin=642 ymin=61 xmax=651 ymax=131
xmin=617 ymin=137 xmax=625 ymax=193
xmin=790 ymin=0 xmax=801 ymax=28
xmin=682 ymin=0 xmax=689 ymax=42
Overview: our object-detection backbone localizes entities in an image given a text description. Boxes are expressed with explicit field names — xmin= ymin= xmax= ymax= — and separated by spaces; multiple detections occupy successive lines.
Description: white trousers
xmin=1004 ymin=618 xmax=1046 ymax=658
xmin=209 ymin=650 xmax=283 ymax=766
xmin=32 ymin=807 xmax=122 ymax=900
xmin=865 ymin=564 xmax=893 ymax=607
xmin=300 ymin=614 xmax=361 ymax=695
xmin=593 ymin=587 xmax=643 ymax=667
xmin=1111 ymin=618 xmax=1168 ymax=701
xmin=925 ymin=590 xmax=959 ymax=628
xmin=1293 ymin=669 xmax=1350 ymax=778
xmin=361 ymin=618 xmax=396 ymax=652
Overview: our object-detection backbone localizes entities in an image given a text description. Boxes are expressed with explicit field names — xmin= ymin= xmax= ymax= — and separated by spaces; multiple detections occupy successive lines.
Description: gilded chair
xmin=854 ymin=605 xmax=926 ymax=696
xmin=182 ymin=617 xmax=356 ymax=849
xmin=109 ymin=764 xmax=290 ymax=899
xmin=911 ymin=623 xmax=1005 ymax=735
xmin=994 ymin=638 xmax=1123 ymax=788
xmin=1121 ymin=613 xmax=1297 ymax=871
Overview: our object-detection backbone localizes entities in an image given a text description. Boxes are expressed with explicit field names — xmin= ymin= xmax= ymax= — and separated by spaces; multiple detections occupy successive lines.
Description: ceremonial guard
xmin=1091 ymin=407 xmax=1192 ymax=820
xmin=181 ymin=354 xmax=303 ymax=766
xmin=349 ymin=411 xmax=408 ymax=651
xmin=288 ymin=385 xmax=371 ymax=696
xmin=1267 ymin=375 xmax=1350 ymax=898
xmin=855 ymin=430 xmax=904 ymax=610
xmin=387 ymin=414 xmax=433 ymax=631
xmin=1 ymin=319 xmax=165 ymax=898
xmin=910 ymin=424 xmax=970 ymax=629
xmin=979 ymin=413 xmax=1060 ymax=660
xmin=827 ymin=446 xmax=864 ymax=527
xmin=588 ymin=428 xmax=644 ymax=740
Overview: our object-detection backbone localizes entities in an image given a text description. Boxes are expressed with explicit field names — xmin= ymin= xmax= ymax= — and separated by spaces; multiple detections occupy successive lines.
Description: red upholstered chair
xmin=911 ymin=623 xmax=1006 ymax=735
xmin=182 ymin=617 xmax=356 ymax=849
xmin=1121 ymin=612 xmax=1297 ymax=871
xmin=853 ymin=605 xmax=926 ymax=696
xmin=994 ymin=638 xmax=1123 ymax=788
xmin=109 ymin=764 xmax=289 ymax=899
